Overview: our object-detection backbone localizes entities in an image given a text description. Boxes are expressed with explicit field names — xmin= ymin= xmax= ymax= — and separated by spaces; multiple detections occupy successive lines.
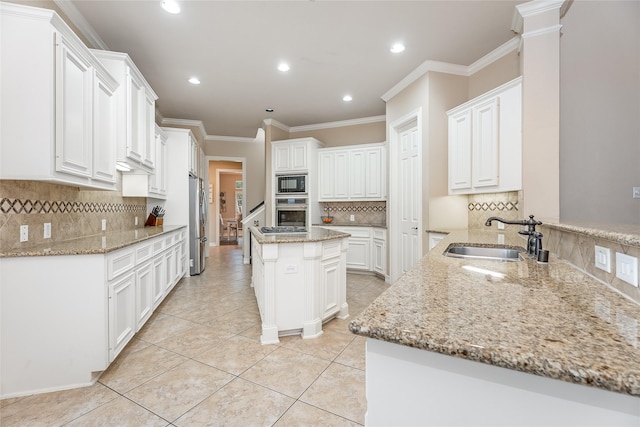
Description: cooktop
xmin=260 ymin=226 xmax=308 ymax=234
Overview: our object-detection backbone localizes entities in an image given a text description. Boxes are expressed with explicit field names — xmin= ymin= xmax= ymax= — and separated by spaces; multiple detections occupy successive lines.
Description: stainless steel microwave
xmin=276 ymin=174 xmax=306 ymax=194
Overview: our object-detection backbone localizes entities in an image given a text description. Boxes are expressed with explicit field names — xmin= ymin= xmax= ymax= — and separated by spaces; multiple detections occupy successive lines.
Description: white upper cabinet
xmin=91 ymin=50 xmax=158 ymax=174
xmin=447 ymin=76 xmax=522 ymax=195
xmin=148 ymin=125 xmax=168 ymax=198
xmin=318 ymin=142 xmax=387 ymax=201
xmin=272 ymin=138 xmax=321 ymax=174
xmin=0 ymin=3 xmax=119 ymax=189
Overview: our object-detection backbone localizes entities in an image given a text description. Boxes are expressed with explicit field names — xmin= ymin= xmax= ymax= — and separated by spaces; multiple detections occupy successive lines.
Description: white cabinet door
xmin=164 ymin=248 xmax=177 ymax=292
xmin=135 ymin=261 xmax=153 ymax=331
xmin=93 ymin=69 xmax=117 ymax=184
xmin=448 ymin=109 xmax=472 ymax=191
xmin=472 ymin=98 xmax=499 ymax=188
xmin=273 ymin=141 xmax=311 ymax=173
xmin=349 ymin=150 xmax=366 ymax=199
xmin=318 ymin=144 xmax=386 ymax=201
xmin=127 ymin=71 xmax=145 ymax=164
xmin=365 ymin=147 xmax=385 ymax=199
xmin=149 ymin=127 xmax=167 ymax=197
xmin=55 ymin=33 xmax=93 ymax=179
xmin=108 ymin=272 xmax=136 ymax=361
xmin=141 ymin=92 xmax=155 ymax=169
xmin=290 ymin=143 xmax=308 ymax=171
xmin=188 ymin=135 xmax=198 ymax=176
xmin=447 ymin=77 xmax=522 ymax=195
xmin=346 ymin=237 xmax=371 ymax=270
xmin=320 ymin=258 xmax=341 ymax=319
xmin=372 ymin=229 xmax=386 ymax=276
xmin=152 ymin=255 xmax=165 ymax=309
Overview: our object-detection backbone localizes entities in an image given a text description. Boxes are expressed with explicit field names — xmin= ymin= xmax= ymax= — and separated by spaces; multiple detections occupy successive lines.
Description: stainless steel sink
xmin=443 ymin=244 xmax=525 ymax=262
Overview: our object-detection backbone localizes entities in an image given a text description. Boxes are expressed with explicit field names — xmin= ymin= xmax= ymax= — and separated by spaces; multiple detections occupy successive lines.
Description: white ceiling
xmin=65 ymin=0 xmax=525 ymax=139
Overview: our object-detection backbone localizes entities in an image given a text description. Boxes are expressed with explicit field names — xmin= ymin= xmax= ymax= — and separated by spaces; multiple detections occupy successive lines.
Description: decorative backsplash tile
xmin=467 ymin=191 xmax=522 ymax=229
xmin=320 ymin=201 xmax=386 ymax=226
xmin=0 ymin=180 xmax=145 ymax=250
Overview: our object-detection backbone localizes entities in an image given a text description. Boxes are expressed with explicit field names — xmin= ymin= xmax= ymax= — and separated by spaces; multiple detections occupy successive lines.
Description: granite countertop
xmin=544 ymin=222 xmax=640 ymax=247
xmin=349 ymin=228 xmax=640 ymax=397
xmin=0 ymin=225 xmax=187 ymax=258
xmin=250 ymin=226 xmax=350 ymax=244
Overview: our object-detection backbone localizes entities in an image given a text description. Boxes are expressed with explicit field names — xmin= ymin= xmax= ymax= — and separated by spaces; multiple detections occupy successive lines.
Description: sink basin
xmin=443 ymin=244 xmax=525 ymax=262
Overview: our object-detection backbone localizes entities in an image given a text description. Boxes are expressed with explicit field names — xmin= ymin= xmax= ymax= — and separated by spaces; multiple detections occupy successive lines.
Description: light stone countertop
xmin=250 ymin=226 xmax=350 ymax=244
xmin=0 ymin=225 xmax=186 ymax=258
xmin=312 ymin=223 xmax=387 ymax=229
xmin=349 ymin=228 xmax=640 ymax=397
xmin=544 ymin=222 xmax=640 ymax=247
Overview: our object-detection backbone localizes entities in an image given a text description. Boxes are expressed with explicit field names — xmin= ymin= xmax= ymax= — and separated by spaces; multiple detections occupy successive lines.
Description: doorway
xmin=208 ymin=158 xmax=245 ymax=247
xmin=389 ymin=109 xmax=422 ymax=283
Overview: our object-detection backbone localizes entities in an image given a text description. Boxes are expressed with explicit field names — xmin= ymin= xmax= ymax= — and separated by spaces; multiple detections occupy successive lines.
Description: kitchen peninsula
xmin=250 ymin=226 xmax=350 ymax=344
xmin=350 ymin=228 xmax=640 ymax=426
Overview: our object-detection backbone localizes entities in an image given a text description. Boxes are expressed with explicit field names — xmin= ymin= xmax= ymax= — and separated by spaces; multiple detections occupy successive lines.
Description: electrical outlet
xmin=44 ymin=222 xmax=51 ymax=239
xmin=633 ymin=187 xmax=640 ymax=199
xmin=20 ymin=225 xmax=28 ymax=242
xmin=616 ymin=252 xmax=638 ymax=287
xmin=497 ymin=222 xmax=505 ymax=230
xmin=594 ymin=245 xmax=611 ymax=273
xmin=349 ymin=214 xmax=355 ymax=222
xmin=135 ymin=216 xmax=139 ymax=226
xmin=101 ymin=219 xmax=107 ymax=231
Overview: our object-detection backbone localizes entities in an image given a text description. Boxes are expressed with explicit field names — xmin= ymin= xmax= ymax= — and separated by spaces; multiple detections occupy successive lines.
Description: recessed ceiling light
xmin=188 ymin=77 xmax=201 ymax=85
xmin=265 ymin=108 xmax=274 ymax=113
xmin=161 ymin=0 xmax=180 ymax=14
xmin=343 ymin=95 xmax=353 ymax=102
xmin=390 ymin=43 xmax=405 ymax=53
xmin=277 ymin=63 xmax=290 ymax=72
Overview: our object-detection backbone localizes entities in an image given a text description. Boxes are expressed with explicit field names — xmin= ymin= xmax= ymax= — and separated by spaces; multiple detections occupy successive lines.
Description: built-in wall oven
xmin=275 ymin=197 xmax=308 ymax=227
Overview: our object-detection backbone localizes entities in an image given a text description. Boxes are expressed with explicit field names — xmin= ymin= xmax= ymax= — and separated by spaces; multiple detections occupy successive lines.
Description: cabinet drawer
xmin=173 ymin=232 xmax=183 ymax=245
xmin=135 ymin=242 xmax=153 ymax=264
xmin=152 ymin=238 xmax=165 ymax=255
xmin=107 ymin=248 xmax=135 ymax=280
xmin=322 ymin=241 xmax=342 ymax=260
xmin=373 ymin=229 xmax=386 ymax=240
xmin=342 ymin=227 xmax=372 ymax=238
xmin=164 ymin=234 xmax=174 ymax=247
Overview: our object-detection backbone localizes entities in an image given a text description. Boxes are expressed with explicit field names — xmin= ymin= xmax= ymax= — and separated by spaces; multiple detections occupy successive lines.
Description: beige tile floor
xmin=1 ymin=243 xmax=387 ymax=426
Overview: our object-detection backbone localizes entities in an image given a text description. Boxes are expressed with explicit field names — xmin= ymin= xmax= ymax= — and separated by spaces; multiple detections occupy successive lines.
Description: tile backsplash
xmin=0 ymin=180 xmax=145 ymax=250
xmin=319 ymin=201 xmax=386 ymax=226
xmin=468 ymin=191 xmax=522 ymax=229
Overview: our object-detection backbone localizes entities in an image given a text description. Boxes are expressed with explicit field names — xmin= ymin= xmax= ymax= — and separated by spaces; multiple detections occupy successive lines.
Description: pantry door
xmin=389 ymin=111 xmax=422 ymax=283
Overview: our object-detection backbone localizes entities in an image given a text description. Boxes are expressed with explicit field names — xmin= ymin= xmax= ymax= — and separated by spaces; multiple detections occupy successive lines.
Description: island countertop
xmin=349 ymin=228 xmax=640 ymax=397
xmin=250 ymin=226 xmax=350 ymax=244
xmin=0 ymin=225 xmax=186 ymax=258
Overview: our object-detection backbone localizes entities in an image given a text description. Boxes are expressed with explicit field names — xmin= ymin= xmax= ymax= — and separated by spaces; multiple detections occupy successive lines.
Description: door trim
xmin=388 ymin=108 xmax=422 ymax=283
xmin=206 ymin=156 xmax=246 ymax=248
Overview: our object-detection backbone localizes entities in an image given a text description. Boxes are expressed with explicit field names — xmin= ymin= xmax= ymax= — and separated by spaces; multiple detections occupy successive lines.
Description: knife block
xmin=145 ymin=213 xmax=163 ymax=226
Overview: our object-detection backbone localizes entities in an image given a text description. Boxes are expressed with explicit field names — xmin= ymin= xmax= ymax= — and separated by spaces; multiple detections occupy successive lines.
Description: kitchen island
xmin=250 ymin=226 xmax=350 ymax=344
xmin=350 ymin=228 xmax=640 ymax=426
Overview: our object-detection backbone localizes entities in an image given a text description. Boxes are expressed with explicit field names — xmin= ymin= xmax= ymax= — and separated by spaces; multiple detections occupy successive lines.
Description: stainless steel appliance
xmin=275 ymin=197 xmax=308 ymax=227
xmin=276 ymin=174 xmax=307 ymax=195
xmin=189 ymin=175 xmax=207 ymax=275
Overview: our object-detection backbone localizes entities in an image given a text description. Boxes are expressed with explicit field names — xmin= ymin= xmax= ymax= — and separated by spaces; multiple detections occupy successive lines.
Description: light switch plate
xmin=44 ymin=222 xmax=51 ymax=239
xmin=594 ymin=245 xmax=611 ymax=273
xmin=616 ymin=252 xmax=638 ymax=287
xmin=101 ymin=219 xmax=107 ymax=231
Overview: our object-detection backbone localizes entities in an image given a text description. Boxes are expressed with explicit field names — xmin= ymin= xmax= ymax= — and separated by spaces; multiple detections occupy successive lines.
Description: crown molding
xmin=467 ymin=37 xmax=520 ymax=75
xmin=161 ymin=118 xmax=208 ymax=140
xmin=381 ymin=36 xmax=520 ymax=103
xmin=381 ymin=60 xmax=468 ymax=102
xmin=513 ymin=0 xmax=565 ymax=34
xmin=262 ymin=119 xmax=290 ymax=133
xmin=53 ymin=0 xmax=109 ymax=50
xmin=289 ymin=115 xmax=386 ymax=133
xmin=205 ymin=134 xmax=260 ymax=144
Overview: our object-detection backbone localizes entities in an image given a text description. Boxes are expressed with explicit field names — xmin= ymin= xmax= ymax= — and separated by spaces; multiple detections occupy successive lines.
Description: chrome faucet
xmin=485 ymin=215 xmax=543 ymax=258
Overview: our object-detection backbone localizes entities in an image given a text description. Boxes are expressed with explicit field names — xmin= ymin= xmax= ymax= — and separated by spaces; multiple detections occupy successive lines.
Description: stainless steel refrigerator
xmin=189 ymin=175 xmax=207 ymax=275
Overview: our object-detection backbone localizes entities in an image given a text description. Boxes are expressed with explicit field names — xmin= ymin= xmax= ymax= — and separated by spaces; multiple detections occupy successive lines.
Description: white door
xmin=399 ymin=125 xmax=420 ymax=275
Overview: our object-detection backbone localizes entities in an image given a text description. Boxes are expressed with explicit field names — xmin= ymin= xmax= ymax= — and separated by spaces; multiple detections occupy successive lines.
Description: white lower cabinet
xmin=106 ymin=228 xmax=186 ymax=362
xmin=108 ymin=272 xmax=136 ymax=362
xmin=322 ymin=226 xmax=386 ymax=275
